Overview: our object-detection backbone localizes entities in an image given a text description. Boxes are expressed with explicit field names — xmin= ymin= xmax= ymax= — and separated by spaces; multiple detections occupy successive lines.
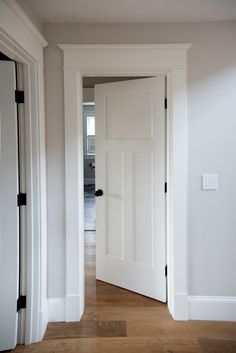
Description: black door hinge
xmin=17 ymin=193 xmax=27 ymax=206
xmin=17 ymin=295 xmax=26 ymax=311
xmin=165 ymin=265 xmax=167 ymax=277
xmin=164 ymin=98 xmax=167 ymax=109
xmin=15 ymin=90 xmax=24 ymax=104
xmin=165 ymin=182 xmax=167 ymax=194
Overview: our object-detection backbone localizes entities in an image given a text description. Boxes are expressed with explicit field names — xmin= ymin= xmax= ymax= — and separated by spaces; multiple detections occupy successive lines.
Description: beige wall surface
xmin=44 ymin=21 xmax=236 ymax=298
xmin=16 ymin=0 xmax=44 ymax=34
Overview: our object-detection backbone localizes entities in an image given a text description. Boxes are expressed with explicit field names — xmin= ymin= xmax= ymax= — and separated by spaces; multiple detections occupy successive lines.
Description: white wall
xmin=44 ymin=21 xmax=236 ymax=299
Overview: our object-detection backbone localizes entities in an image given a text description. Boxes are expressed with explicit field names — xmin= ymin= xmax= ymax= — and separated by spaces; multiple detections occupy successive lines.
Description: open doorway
xmin=59 ymin=44 xmax=190 ymax=322
xmin=83 ymin=102 xmax=96 ymax=231
xmin=45 ymin=74 xmax=168 ymax=338
xmin=78 ymin=75 xmax=168 ymax=336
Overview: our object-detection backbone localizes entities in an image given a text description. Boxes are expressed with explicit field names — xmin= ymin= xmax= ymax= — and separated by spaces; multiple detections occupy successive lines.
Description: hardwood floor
xmin=13 ymin=231 xmax=236 ymax=353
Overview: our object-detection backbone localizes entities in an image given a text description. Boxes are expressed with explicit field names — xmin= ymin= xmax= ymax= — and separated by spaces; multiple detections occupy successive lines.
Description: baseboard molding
xmin=172 ymin=293 xmax=189 ymax=320
xmin=47 ymin=295 xmax=236 ymax=322
xmin=188 ymin=296 xmax=236 ymax=321
xmin=39 ymin=300 xmax=49 ymax=339
xmin=47 ymin=295 xmax=82 ymax=323
xmin=47 ymin=298 xmax=65 ymax=322
xmin=65 ymin=294 xmax=82 ymax=322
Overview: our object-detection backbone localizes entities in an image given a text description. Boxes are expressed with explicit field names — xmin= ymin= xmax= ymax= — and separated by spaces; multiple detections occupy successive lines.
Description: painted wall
xmin=44 ymin=21 xmax=236 ymax=299
xmin=15 ymin=0 xmax=44 ymax=34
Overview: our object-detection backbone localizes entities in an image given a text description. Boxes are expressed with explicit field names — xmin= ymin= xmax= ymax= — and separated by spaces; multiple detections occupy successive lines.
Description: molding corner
xmin=47 ymin=298 xmax=65 ymax=322
xmin=65 ymin=294 xmax=82 ymax=322
xmin=172 ymin=293 xmax=189 ymax=320
xmin=4 ymin=0 xmax=48 ymax=47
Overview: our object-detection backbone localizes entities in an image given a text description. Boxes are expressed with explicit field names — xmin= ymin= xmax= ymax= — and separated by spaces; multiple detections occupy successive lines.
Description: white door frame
xmin=59 ymin=43 xmax=191 ymax=321
xmin=0 ymin=0 xmax=48 ymax=344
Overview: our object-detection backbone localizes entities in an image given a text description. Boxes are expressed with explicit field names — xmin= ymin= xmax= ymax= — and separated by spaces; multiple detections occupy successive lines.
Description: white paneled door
xmin=95 ymin=77 xmax=166 ymax=301
xmin=0 ymin=61 xmax=19 ymax=350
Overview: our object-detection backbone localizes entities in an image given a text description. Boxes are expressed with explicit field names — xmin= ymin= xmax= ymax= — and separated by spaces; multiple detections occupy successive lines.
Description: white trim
xmin=4 ymin=0 xmax=47 ymax=47
xmin=0 ymin=0 xmax=48 ymax=344
xmin=173 ymin=293 xmax=189 ymax=320
xmin=0 ymin=2 xmax=47 ymax=65
xmin=188 ymin=296 xmax=236 ymax=321
xmin=64 ymin=69 xmax=85 ymax=322
xmin=60 ymin=44 xmax=190 ymax=321
xmin=47 ymin=296 xmax=83 ymax=323
xmin=65 ymin=295 xmax=82 ymax=322
xmin=17 ymin=62 xmax=27 ymax=345
xmin=47 ymin=299 xmax=65 ymax=322
xmin=58 ymin=44 xmax=192 ymax=51
xmin=40 ymin=300 xmax=48 ymax=334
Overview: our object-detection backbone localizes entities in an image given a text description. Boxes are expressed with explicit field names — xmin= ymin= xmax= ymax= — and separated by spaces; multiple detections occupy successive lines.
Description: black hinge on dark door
xmin=17 ymin=193 xmax=27 ymax=206
xmin=17 ymin=295 xmax=26 ymax=311
xmin=15 ymin=90 xmax=24 ymax=104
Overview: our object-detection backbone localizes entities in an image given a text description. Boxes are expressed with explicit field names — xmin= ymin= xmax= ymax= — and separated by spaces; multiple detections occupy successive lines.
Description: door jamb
xmin=59 ymin=44 xmax=191 ymax=321
xmin=0 ymin=1 xmax=48 ymax=343
xmin=15 ymin=62 xmax=27 ymax=344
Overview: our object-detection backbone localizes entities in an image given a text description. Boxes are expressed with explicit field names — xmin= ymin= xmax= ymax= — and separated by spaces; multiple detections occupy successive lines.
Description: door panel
xmin=95 ymin=77 xmax=166 ymax=301
xmin=0 ymin=61 xmax=19 ymax=351
xmin=133 ymin=152 xmax=153 ymax=267
xmin=105 ymin=90 xmax=153 ymax=139
xmin=106 ymin=151 xmax=124 ymax=259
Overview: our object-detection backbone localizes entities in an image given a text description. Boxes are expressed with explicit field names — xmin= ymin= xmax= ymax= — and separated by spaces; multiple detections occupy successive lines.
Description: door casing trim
xmin=0 ymin=0 xmax=48 ymax=344
xmin=59 ymin=43 xmax=191 ymax=321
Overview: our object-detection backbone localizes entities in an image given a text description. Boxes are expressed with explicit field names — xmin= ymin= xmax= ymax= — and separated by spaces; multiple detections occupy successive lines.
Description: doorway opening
xmin=44 ymin=74 xmax=169 ymax=338
xmin=81 ymin=75 xmax=168 ymax=334
xmin=83 ymin=101 xmax=96 ymax=231
xmin=60 ymin=44 xmax=190 ymax=322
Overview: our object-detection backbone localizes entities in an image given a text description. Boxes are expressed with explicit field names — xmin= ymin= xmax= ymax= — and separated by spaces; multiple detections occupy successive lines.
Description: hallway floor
xmin=13 ymin=232 xmax=236 ymax=353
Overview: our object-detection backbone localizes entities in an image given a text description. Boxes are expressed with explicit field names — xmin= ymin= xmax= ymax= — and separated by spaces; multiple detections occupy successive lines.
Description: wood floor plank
xmin=127 ymin=320 xmax=236 ymax=338
xmin=44 ymin=320 xmax=126 ymax=339
xmin=198 ymin=337 xmax=236 ymax=353
xmin=96 ymin=306 xmax=171 ymax=321
xmin=14 ymin=337 xmax=203 ymax=353
xmin=12 ymin=231 xmax=236 ymax=353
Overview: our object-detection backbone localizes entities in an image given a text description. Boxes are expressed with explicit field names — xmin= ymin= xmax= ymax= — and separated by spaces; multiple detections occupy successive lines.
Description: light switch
xmin=202 ymin=174 xmax=219 ymax=190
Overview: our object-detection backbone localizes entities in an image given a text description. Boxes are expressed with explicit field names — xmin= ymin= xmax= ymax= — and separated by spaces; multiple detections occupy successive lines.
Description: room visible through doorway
xmin=82 ymin=75 xmax=167 ymax=314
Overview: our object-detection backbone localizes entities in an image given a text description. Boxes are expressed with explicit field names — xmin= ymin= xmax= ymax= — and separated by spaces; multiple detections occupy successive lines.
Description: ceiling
xmin=20 ymin=0 xmax=236 ymax=24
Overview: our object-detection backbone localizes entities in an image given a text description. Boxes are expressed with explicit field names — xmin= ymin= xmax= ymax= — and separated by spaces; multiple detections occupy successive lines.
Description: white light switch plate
xmin=202 ymin=174 xmax=219 ymax=190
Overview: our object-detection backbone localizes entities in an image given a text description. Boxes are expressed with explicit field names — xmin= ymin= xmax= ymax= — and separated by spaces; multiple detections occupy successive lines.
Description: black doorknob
xmin=95 ymin=189 xmax=103 ymax=197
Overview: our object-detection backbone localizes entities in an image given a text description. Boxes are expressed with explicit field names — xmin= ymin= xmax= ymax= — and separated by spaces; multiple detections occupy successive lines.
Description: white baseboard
xmin=172 ymin=293 xmax=189 ymax=320
xmin=39 ymin=300 xmax=49 ymax=339
xmin=47 ymin=295 xmax=82 ymax=323
xmin=65 ymin=294 xmax=82 ymax=322
xmin=47 ymin=298 xmax=65 ymax=322
xmin=188 ymin=296 xmax=236 ymax=321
